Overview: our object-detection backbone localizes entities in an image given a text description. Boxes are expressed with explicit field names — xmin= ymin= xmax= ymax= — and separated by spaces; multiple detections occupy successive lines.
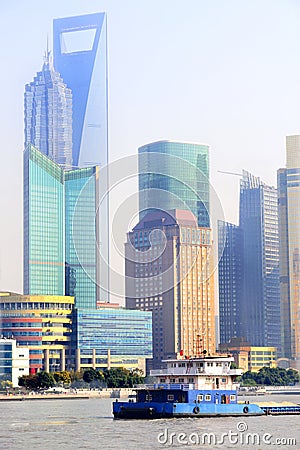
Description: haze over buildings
xmin=278 ymin=135 xmax=300 ymax=369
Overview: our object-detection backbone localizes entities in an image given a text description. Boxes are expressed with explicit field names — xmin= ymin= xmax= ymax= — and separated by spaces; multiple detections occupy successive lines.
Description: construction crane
xmin=218 ymin=170 xmax=243 ymax=177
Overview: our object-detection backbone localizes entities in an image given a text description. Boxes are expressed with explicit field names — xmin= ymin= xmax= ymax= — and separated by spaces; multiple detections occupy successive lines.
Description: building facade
xmin=24 ymin=145 xmax=65 ymax=296
xmin=125 ymin=209 xmax=215 ymax=370
xmin=73 ymin=306 xmax=152 ymax=373
xmin=24 ymin=145 xmax=99 ymax=308
xmin=0 ymin=293 xmax=74 ymax=373
xmin=0 ymin=339 xmax=30 ymax=387
xmin=65 ymin=167 xmax=99 ymax=308
xmin=138 ymin=141 xmax=210 ymax=227
xmin=24 ymin=51 xmax=73 ymax=169
xmin=53 ymin=12 xmax=109 ymax=300
xmin=53 ymin=12 xmax=108 ymax=169
xmin=219 ymin=339 xmax=277 ymax=373
xmin=239 ymin=170 xmax=280 ymax=349
xmin=278 ymin=135 xmax=300 ymax=369
xmin=218 ymin=221 xmax=243 ymax=344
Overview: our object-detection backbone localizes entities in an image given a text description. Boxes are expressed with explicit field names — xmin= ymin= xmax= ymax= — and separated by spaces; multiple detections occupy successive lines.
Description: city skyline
xmin=1 ymin=0 xmax=300 ymax=294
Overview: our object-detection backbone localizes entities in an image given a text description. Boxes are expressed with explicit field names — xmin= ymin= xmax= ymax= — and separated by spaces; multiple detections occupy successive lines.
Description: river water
xmin=1 ymin=394 xmax=299 ymax=449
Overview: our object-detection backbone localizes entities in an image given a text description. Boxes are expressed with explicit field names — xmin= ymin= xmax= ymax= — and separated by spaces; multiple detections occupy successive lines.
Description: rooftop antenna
xmin=43 ymin=33 xmax=51 ymax=66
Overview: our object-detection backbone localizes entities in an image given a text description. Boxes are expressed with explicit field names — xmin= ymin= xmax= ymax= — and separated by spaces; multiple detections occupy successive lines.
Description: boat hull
xmin=113 ymin=401 xmax=264 ymax=419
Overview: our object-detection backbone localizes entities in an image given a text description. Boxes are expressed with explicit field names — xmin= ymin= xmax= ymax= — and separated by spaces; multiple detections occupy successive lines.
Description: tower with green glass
xmin=24 ymin=145 xmax=65 ymax=295
xmin=65 ymin=167 xmax=99 ymax=308
xmin=138 ymin=140 xmax=210 ymax=227
xmin=24 ymin=145 xmax=99 ymax=308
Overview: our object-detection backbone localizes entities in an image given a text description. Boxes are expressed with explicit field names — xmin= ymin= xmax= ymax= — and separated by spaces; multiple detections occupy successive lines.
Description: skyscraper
xmin=125 ymin=209 xmax=215 ymax=369
xmin=53 ymin=12 xmax=108 ymax=169
xmin=24 ymin=145 xmax=65 ymax=295
xmin=24 ymin=145 xmax=99 ymax=308
xmin=24 ymin=52 xmax=73 ymax=169
xmin=239 ymin=170 xmax=280 ymax=349
xmin=139 ymin=141 xmax=210 ymax=227
xmin=53 ymin=13 xmax=109 ymax=300
xmin=278 ymin=135 xmax=300 ymax=368
xmin=218 ymin=221 xmax=243 ymax=344
xmin=65 ymin=167 xmax=99 ymax=308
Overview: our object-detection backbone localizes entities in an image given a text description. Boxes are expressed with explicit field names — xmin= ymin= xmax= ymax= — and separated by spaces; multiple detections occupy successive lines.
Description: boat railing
xmin=135 ymin=383 xmax=195 ymax=391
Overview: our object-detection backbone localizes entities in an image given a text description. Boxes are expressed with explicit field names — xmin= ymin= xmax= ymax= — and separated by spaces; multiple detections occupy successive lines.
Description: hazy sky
xmin=1 ymin=0 xmax=300 ymax=294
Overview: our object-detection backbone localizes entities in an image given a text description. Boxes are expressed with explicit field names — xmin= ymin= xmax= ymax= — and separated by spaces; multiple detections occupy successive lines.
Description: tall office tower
xmin=218 ymin=221 xmax=243 ymax=344
xmin=65 ymin=167 xmax=99 ymax=308
xmin=24 ymin=52 xmax=73 ymax=169
xmin=53 ymin=12 xmax=108 ymax=169
xmin=139 ymin=141 xmax=210 ymax=227
xmin=24 ymin=145 xmax=65 ymax=295
xmin=53 ymin=12 xmax=109 ymax=300
xmin=239 ymin=170 xmax=280 ymax=349
xmin=125 ymin=209 xmax=215 ymax=370
xmin=24 ymin=145 xmax=99 ymax=308
xmin=278 ymin=135 xmax=300 ymax=368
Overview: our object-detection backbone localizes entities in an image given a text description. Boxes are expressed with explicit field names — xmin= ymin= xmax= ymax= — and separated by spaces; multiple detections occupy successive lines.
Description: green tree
xmin=241 ymin=367 xmax=300 ymax=386
xmin=103 ymin=367 xmax=144 ymax=388
xmin=53 ymin=371 xmax=72 ymax=385
xmin=36 ymin=372 xmax=55 ymax=390
xmin=83 ymin=368 xmax=105 ymax=385
xmin=18 ymin=372 xmax=55 ymax=391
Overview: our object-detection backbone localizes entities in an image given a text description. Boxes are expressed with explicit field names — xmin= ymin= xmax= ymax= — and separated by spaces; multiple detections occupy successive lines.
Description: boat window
xmin=230 ymin=395 xmax=236 ymax=401
xmin=146 ymin=395 xmax=152 ymax=401
xmin=167 ymin=395 xmax=174 ymax=401
xmin=178 ymin=378 xmax=184 ymax=383
xmin=188 ymin=378 xmax=194 ymax=383
xmin=160 ymin=378 xmax=166 ymax=383
xmin=205 ymin=395 xmax=211 ymax=401
xmin=197 ymin=394 xmax=203 ymax=402
xmin=222 ymin=378 xmax=226 ymax=383
xmin=170 ymin=378 xmax=176 ymax=383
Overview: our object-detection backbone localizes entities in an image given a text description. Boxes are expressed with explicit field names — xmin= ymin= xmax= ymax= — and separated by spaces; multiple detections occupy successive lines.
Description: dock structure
xmin=254 ymin=401 xmax=300 ymax=415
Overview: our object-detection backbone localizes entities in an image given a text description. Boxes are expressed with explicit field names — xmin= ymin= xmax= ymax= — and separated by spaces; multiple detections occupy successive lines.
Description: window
xmin=188 ymin=378 xmax=194 ymax=383
xmin=230 ymin=395 xmax=236 ymax=401
xmin=205 ymin=394 xmax=211 ymax=401
xmin=197 ymin=394 xmax=203 ymax=402
xmin=167 ymin=395 xmax=174 ymax=401
xmin=178 ymin=378 xmax=184 ymax=383
xmin=145 ymin=394 xmax=152 ymax=401
xmin=160 ymin=378 xmax=166 ymax=383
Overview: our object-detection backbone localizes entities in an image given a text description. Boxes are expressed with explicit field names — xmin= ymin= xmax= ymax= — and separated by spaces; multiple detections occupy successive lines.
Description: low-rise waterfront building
xmin=0 ymin=338 xmax=30 ymax=387
xmin=73 ymin=306 xmax=152 ymax=373
xmin=0 ymin=292 xmax=74 ymax=373
xmin=219 ymin=338 xmax=277 ymax=372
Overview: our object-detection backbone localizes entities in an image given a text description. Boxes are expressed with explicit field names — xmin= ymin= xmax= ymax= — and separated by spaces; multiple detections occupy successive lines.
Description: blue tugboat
xmin=113 ymin=355 xmax=264 ymax=419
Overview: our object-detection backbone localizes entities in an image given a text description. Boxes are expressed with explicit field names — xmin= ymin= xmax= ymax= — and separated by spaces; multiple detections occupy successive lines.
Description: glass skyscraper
xmin=24 ymin=52 xmax=73 ymax=169
xmin=65 ymin=167 xmax=99 ymax=308
xmin=24 ymin=145 xmax=65 ymax=295
xmin=239 ymin=170 xmax=280 ymax=349
xmin=53 ymin=12 xmax=108 ymax=169
xmin=278 ymin=135 xmax=300 ymax=368
xmin=218 ymin=220 xmax=243 ymax=344
xmin=138 ymin=141 xmax=210 ymax=227
xmin=24 ymin=145 xmax=99 ymax=308
xmin=53 ymin=13 xmax=109 ymax=300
